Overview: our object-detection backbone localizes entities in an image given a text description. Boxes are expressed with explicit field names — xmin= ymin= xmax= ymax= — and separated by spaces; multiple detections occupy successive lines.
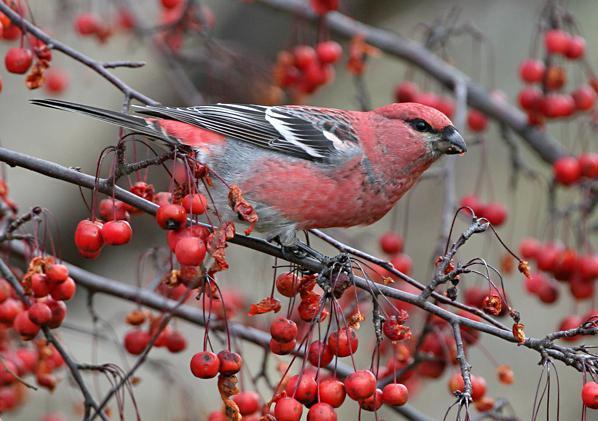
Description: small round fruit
xmin=307 ymin=402 xmax=337 ymax=421
xmin=217 ymin=350 xmax=242 ymax=375
xmin=519 ymin=59 xmax=545 ymax=83
xmin=165 ymin=331 xmax=187 ymax=353
xmin=4 ymin=48 xmax=33 ymax=74
xmin=232 ymin=391 xmax=260 ymax=416
xmin=307 ymin=340 xmax=333 ymax=367
xmin=45 ymin=264 xmax=69 ymax=284
xmin=316 ymin=41 xmax=342 ymax=64
xmin=467 ymin=109 xmax=488 ymax=132
xmin=174 ymin=237 xmax=207 ymax=266
xmin=46 ymin=299 xmax=67 ymax=329
xmin=74 ymin=13 xmax=99 ymax=35
xmin=270 ymin=317 xmax=298 ymax=343
xmin=286 ymin=374 xmax=317 ymax=404
xmin=382 ymin=383 xmax=408 ymax=406
xmin=156 ymin=204 xmax=187 ymax=230
xmin=190 ymin=351 xmax=220 ymax=378
xmin=274 ymin=397 xmax=303 ymax=421
xmin=14 ymin=311 xmax=40 ymax=340
xmin=328 ymin=327 xmax=358 ymax=357
xmin=124 ymin=330 xmax=150 ymax=355
xmin=28 ymin=302 xmax=52 ymax=326
xmin=390 ymin=254 xmax=412 ymax=276
xmin=181 ymin=193 xmax=208 ymax=215
xmin=275 ymin=272 xmax=299 ymax=297
xmin=379 ymin=232 xmax=404 ymax=254
xmin=49 ymin=277 xmax=76 ymax=301
xmin=565 ymin=35 xmax=586 ymax=59
xmin=269 ymin=339 xmax=296 ymax=355
xmin=101 ymin=220 xmax=132 ymax=245
xmin=582 ymin=381 xmax=598 ymax=409
xmin=74 ymin=219 xmax=103 ymax=254
xmin=545 ymin=29 xmax=570 ymax=54
xmin=359 ymin=388 xmax=383 ymax=411
xmin=479 ymin=202 xmax=507 ymax=226
xmin=553 ymin=157 xmax=582 ymax=186
xmin=318 ymin=378 xmax=346 ymax=408
xmin=344 ymin=369 xmax=376 ymax=401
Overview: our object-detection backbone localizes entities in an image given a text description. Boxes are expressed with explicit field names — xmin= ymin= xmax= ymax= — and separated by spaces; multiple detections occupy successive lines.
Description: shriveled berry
xmin=217 ymin=350 xmax=242 ymax=375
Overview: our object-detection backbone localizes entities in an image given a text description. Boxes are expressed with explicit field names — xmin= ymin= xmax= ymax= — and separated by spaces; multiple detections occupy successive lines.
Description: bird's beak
xmin=436 ymin=126 xmax=467 ymax=155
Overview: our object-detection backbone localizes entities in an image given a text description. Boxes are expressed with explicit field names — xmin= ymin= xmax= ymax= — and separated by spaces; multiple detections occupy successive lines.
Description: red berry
xmin=14 ymin=311 xmax=40 ymax=340
xmin=307 ymin=402 xmax=337 ymax=421
xmin=181 ymin=193 xmax=208 ymax=215
xmin=274 ymin=397 xmax=303 ymax=421
xmin=174 ymin=236 xmax=206 ymax=266
xmin=582 ymin=382 xmax=598 ymax=409
xmin=464 ymin=287 xmax=486 ymax=308
xmin=165 ymin=331 xmax=187 ymax=353
xmin=553 ymin=157 xmax=582 ymax=185
xmin=467 ymin=109 xmax=488 ymax=132
xmin=124 ymin=330 xmax=150 ymax=355
xmin=269 ymin=338 xmax=296 ymax=355
xmin=572 ymin=85 xmax=596 ymax=111
xmin=318 ymin=378 xmax=346 ymax=408
xmin=31 ymin=273 xmax=50 ymax=298
xmin=565 ymin=35 xmax=586 ymax=59
xmin=578 ymin=153 xmax=598 ymax=178
xmin=382 ymin=383 xmax=408 ymax=406
xmin=74 ymin=13 xmax=99 ymax=35
xmin=307 ymin=340 xmax=334 ymax=367
xmin=232 ymin=391 xmax=260 ymax=416
xmin=518 ymin=87 xmax=543 ymax=111
xmin=99 ymin=198 xmax=129 ymax=221
xmin=390 ymin=254 xmax=412 ymax=276
xmin=207 ymin=411 xmax=227 ymax=421
xmin=4 ymin=48 xmax=33 ymax=74
xmin=101 ymin=220 xmax=132 ymax=245
xmin=379 ymin=232 xmax=403 ymax=254
xmin=167 ymin=225 xmax=210 ymax=252
xmin=286 ymin=374 xmax=317 ymax=403
xmin=460 ymin=195 xmax=483 ymax=217
xmin=524 ymin=272 xmax=546 ymax=294
xmin=309 ymin=0 xmax=339 ymax=15
xmin=344 ymin=370 xmax=376 ymax=401
xmin=579 ymin=254 xmax=598 ymax=280
xmin=190 ymin=351 xmax=220 ymax=378
xmin=471 ymin=376 xmax=487 ymax=401
xmin=293 ymin=45 xmax=317 ymax=70
xmin=44 ymin=68 xmax=69 ymax=95
xmin=160 ymin=0 xmax=182 ymax=9
xmin=382 ymin=316 xmax=410 ymax=341
xmin=519 ymin=59 xmax=545 ymax=83
xmin=217 ymin=350 xmax=242 ymax=375
xmin=156 ymin=204 xmax=187 ymax=230
xmin=50 ymin=277 xmax=76 ymax=301
xmin=316 ymin=41 xmax=342 ymax=64
xmin=537 ymin=280 xmax=559 ymax=304
xmin=570 ymin=275 xmax=594 ymax=301
xmin=394 ymin=81 xmax=418 ymax=103
xmin=46 ymin=299 xmax=67 ymax=328
xmin=542 ymin=94 xmax=574 ymax=118
xmin=275 ymin=272 xmax=299 ymax=297
xmin=45 ymin=264 xmax=69 ymax=284
xmin=479 ymin=202 xmax=507 ymax=226
xmin=545 ymin=66 xmax=566 ymax=90
xmin=360 ymin=388 xmax=383 ymax=411
xmin=270 ymin=317 xmax=298 ymax=343
xmin=328 ymin=327 xmax=358 ymax=357
xmin=519 ymin=238 xmax=541 ymax=260
xmin=74 ymin=219 xmax=104 ymax=254
xmin=28 ymin=302 xmax=52 ymax=326
xmin=545 ymin=30 xmax=570 ymax=55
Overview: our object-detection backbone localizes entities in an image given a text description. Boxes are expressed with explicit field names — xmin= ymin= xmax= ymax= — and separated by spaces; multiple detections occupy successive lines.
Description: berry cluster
xmin=274 ymin=41 xmax=342 ymax=98
xmin=459 ymin=195 xmax=507 ymax=227
xmin=123 ymin=310 xmax=187 ymax=355
xmin=517 ymin=29 xmax=596 ymax=125
xmin=552 ymin=153 xmax=598 ymax=186
xmin=394 ymin=81 xmax=490 ymax=133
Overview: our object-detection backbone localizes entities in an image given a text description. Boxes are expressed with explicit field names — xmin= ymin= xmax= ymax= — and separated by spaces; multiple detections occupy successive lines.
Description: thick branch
xmin=255 ymin=0 xmax=566 ymax=164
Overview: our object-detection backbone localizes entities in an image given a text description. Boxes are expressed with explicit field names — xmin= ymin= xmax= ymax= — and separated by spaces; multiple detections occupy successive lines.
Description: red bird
xmin=32 ymin=100 xmax=466 ymax=245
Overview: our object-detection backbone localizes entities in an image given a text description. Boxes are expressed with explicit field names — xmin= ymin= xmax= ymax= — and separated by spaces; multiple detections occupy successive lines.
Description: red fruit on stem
xmin=545 ymin=29 xmax=570 ymax=54
xmin=124 ymin=330 xmax=150 ymax=355
xmin=286 ymin=374 xmax=317 ymax=403
xmin=165 ymin=331 xmax=187 ymax=353
xmin=270 ymin=317 xmax=298 ymax=343
xmin=181 ymin=193 xmax=208 ymax=215
xmin=578 ymin=153 xmax=598 ymax=178
xmin=572 ymin=85 xmax=596 ymax=111
xmin=293 ymin=45 xmax=317 ymax=69
xmin=99 ymin=198 xmax=129 ymax=221
xmin=394 ymin=81 xmax=418 ymax=103
xmin=275 ymin=272 xmax=299 ymax=297
xmin=582 ymin=382 xmax=598 ymax=409
xmin=307 ymin=340 xmax=334 ymax=367
xmin=44 ymin=68 xmax=69 ymax=95
xmin=318 ymin=378 xmax=346 ymax=408
xmin=316 ymin=41 xmax=342 ymax=64
xmin=519 ymin=238 xmax=541 ymax=260
xmin=232 ymin=391 xmax=260 ymax=416
xmin=46 ymin=299 xmax=67 ymax=328
xmin=4 ymin=48 xmax=33 ymax=74
xmin=156 ymin=204 xmax=187 ymax=230
xmin=307 ymin=402 xmax=337 ymax=421
xmin=101 ymin=220 xmax=132 ymax=245
xmin=217 ymin=350 xmax=242 ymax=375
xmin=174 ymin=237 xmax=206 ymax=266
xmin=344 ymin=370 xmax=377 ymax=401
xmin=74 ymin=219 xmax=104 ymax=254
xmin=166 ymin=225 xmax=210 ymax=252
xmin=74 ymin=13 xmax=99 ymax=35
xmin=359 ymin=388 xmax=383 ymax=411
xmin=45 ymin=264 xmax=69 ymax=284
xmin=269 ymin=338 xmax=296 ymax=355
xmin=328 ymin=327 xmax=358 ymax=357
xmin=558 ymin=315 xmax=582 ymax=342
xmin=479 ymin=202 xmax=507 ymax=226
xmin=28 ymin=302 xmax=52 ymax=326
xmin=553 ymin=157 xmax=582 ymax=185
xmin=0 ymin=298 xmax=21 ymax=323
xmin=569 ymin=275 xmax=594 ymax=301
xmin=382 ymin=383 xmax=409 ymax=406
xmin=274 ymin=397 xmax=303 ymax=421
xmin=49 ymin=277 xmax=76 ymax=301
xmin=31 ymin=273 xmax=50 ymax=298
xmin=309 ymin=0 xmax=339 ymax=15
xmin=524 ymin=272 xmax=546 ymax=294
xmin=519 ymin=59 xmax=545 ymax=83
xmin=565 ymin=35 xmax=586 ymax=59
xmin=467 ymin=109 xmax=488 ymax=132
xmin=460 ymin=195 xmax=483 ymax=217
xmin=379 ymin=231 xmax=404 ymax=254
xmin=390 ymin=254 xmax=412 ymax=276
xmin=190 ymin=351 xmax=220 ymax=378
xmin=537 ymin=281 xmax=559 ymax=304
xmin=518 ymin=87 xmax=543 ymax=111
xmin=14 ymin=311 xmax=40 ymax=340
xmin=545 ymin=66 xmax=566 ymax=90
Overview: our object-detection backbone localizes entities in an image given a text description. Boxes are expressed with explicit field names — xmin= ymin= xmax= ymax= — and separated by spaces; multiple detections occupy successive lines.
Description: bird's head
xmin=373 ymin=102 xmax=467 ymax=157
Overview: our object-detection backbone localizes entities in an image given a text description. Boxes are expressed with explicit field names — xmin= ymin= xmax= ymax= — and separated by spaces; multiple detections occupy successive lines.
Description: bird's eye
xmin=410 ymin=119 xmax=433 ymax=132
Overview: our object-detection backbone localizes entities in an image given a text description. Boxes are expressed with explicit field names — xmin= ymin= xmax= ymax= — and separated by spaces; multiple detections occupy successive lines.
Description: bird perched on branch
xmin=32 ymin=99 xmax=466 ymax=246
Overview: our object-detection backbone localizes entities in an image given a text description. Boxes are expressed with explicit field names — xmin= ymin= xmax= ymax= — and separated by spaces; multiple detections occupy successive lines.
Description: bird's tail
xmin=30 ymin=99 xmax=180 ymax=145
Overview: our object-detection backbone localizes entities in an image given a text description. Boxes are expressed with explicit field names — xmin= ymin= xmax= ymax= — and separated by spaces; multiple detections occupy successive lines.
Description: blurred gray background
xmin=1 ymin=0 xmax=597 ymax=420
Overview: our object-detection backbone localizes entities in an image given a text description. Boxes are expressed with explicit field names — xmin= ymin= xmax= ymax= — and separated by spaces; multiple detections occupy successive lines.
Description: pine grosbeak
xmin=32 ymin=99 xmax=466 ymax=245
